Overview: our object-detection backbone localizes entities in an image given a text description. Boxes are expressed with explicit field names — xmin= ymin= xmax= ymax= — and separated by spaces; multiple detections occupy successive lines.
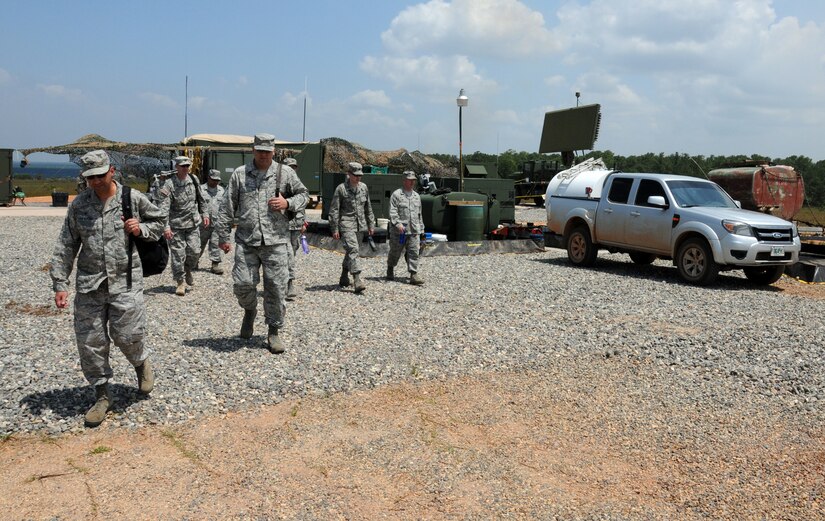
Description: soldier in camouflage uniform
xmin=387 ymin=171 xmax=425 ymax=285
xmin=328 ymin=162 xmax=375 ymax=293
xmin=217 ymin=134 xmax=308 ymax=354
xmin=159 ymin=156 xmax=208 ymax=296
xmin=283 ymin=158 xmax=307 ymax=301
xmin=148 ymin=170 xmax=172 ymax=204
xmin=51 ymin=150 xmax=165 ymax=428
xmin=199 ymin=169 xmax=226 ymax=275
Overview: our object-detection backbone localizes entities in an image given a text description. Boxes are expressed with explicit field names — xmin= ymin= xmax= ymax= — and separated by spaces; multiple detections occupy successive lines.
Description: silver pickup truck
xmin=545 ymin=168 xmax=801 ymax=285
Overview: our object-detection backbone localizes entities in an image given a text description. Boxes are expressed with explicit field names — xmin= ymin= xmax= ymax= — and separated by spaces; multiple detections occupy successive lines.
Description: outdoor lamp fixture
xmin=456 ymin=88 xmax=469 ymax=192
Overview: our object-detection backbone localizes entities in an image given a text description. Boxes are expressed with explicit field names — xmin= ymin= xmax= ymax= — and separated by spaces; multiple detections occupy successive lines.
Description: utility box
xmin=321 ymin=172 xmax=402 ymax=221
xmin=0 ymin=149 xmax=12 ymax=206
xmin=435 ymin=177 xmax=516 ymax=223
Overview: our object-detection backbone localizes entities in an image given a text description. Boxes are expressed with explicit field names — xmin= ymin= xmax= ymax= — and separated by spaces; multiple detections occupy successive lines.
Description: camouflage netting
xmin=21 ymin=134 xmax=456 ymax=180
xmin=321 ymin=137 xmax=454 ymax=177
xmin=21 ymin=134 xmax=176 ymax=180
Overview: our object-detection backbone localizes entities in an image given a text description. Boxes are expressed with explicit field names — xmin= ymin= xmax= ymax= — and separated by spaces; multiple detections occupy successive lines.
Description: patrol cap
xmin=253 ymin=133 xmax=276 ymax=152
xmin=80 ymin=150 xmax=111 ymax=178
xmin=174 ymin=156 xmax=192 ymax=166
xmin=284 ymin=158 xmax=298 ymax=167
xmin=347 ymin=162 xmax=363 ymax=176
xmin=403 ymin=170 xmax=417 ymax=180
xmin=208 ymin=169 xmax=222 ymax=180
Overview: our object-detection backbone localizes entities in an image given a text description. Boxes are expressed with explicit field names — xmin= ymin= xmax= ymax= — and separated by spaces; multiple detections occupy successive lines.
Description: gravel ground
xmin=1 ymin=211 xmax=824 ymax=438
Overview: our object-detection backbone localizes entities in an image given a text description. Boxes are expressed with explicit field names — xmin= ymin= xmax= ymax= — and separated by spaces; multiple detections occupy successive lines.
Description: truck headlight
xmin=722 ymin=220 xmax=753 ymax=236
xmin=792 ymin=223 xmax=799 ymax=238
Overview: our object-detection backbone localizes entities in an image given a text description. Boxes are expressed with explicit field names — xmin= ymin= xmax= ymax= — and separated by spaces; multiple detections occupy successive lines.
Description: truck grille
xmin=752 ymin=227 xmax=793 ymax=243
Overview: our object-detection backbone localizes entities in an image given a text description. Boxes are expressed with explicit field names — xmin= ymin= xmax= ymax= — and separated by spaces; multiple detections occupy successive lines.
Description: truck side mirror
xmin=647 ymin=195 xmax=668 ymax=208
xmin=734 ymin=200 xmax=742 ymax=209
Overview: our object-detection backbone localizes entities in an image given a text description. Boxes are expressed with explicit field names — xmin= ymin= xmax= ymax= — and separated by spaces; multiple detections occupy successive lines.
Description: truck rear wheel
xmin=676 ymin=238 xmax=718 ymax=285
xmin=743 ymin=265 xmax=785 ymax=285
xmin=629 ymin=252 xmax=656 ymax=265
xmin=567 ymin=225 xmax=597 ymax=267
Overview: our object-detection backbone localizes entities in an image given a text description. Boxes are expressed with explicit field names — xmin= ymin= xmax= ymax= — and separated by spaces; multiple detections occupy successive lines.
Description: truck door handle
xmin=603 ymin=208 xmax=613 ymax=214
xmin=630 ymin=211 xmax=641 ymax=217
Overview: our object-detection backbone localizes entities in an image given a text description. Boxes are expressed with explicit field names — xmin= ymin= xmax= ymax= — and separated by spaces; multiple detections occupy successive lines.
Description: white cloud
xmin=350 ymin=90 xmax=392 ymax=108
xmin=543 ymin=75 xmax=566 ymax=88
xmin=139 ymin=92 xmax=178 ymax=109
xmin=237 ymin=75 xmax=248 ymax=86
xmin=0 ymin=68 xmax=10 ymax=84
xmin=37 ymin=83 xmax=82 ymax=102
xmin=361 ymin=54 xmax=497 ymax=100
xmin=382 ymin=0 xmax=561 ymax=58
xmin=189 ymin=96 xmax=208 ymax=110
xmin=280 ymin=92 xmax=300 ymax=108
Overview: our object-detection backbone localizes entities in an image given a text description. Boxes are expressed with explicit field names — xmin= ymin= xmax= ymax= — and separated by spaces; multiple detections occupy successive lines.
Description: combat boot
xmin=84 ymin=384 xmax=111 ymax=428
xmin=339 ymin=269 xmax=351 ymax=287
xmin=210 ymin=261 xmax=223 ymax=275
xmin=353 ymin=273 xmax=366 ymax=293
xmin=175 ymin=280 xmax=186 ymax=296
xmin=410 ymin=272 xmax=424 ymax=285
xmin=386 ymin=267 xmax=394 ymax=281
xmin=135 ymin=358 xmax=154 ymax=395
xmin=286 ymin=280 xmax=297 ymax=301
xmin=185 ymin=268 xmax=194 ymax=286
xmin=267 ymin=326 xmax=285 ymax=354
xmin=240 ymin=308 xmax=257 ymax=339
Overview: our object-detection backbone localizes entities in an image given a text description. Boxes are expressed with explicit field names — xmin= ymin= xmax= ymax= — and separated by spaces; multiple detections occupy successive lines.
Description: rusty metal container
xmin=708 ymin=164 xmax=804 ymax=221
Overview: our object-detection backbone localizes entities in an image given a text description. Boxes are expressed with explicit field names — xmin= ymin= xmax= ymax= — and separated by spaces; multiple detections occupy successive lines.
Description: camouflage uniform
xmin=328 ymin=181 xmax=375 ymax=275
xmin=217 ymin=161 xmax=308 ymax=328
xmin=287 ymin=207 xmax=306 ymax=282
xmin=159 ymin=174 xmax=206 ymax=283
xmin=50 ymin=182 xmax=165 ymax=385
xmin=388 ymin=187 xmax=424 ymax=275
xmin=199 ymin=183 xmax=225 ymax=264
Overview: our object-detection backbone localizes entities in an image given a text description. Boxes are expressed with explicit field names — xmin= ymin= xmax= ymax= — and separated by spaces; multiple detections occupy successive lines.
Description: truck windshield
xmin=666 ymin=180 xmax=736 ymax=208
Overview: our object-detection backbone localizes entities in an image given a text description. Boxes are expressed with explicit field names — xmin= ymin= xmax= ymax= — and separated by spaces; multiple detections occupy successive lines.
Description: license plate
xmin=770 ymin=246 xmax=785 ymax=257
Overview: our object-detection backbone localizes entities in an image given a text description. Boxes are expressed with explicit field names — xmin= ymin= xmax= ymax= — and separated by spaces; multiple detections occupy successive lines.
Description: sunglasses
xmin=86 ymin=173 xmax=107 ymax=180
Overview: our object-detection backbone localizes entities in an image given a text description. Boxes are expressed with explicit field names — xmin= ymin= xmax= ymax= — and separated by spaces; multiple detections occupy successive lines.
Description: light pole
xmin=456 ymin=88 xmax=468 ymax=192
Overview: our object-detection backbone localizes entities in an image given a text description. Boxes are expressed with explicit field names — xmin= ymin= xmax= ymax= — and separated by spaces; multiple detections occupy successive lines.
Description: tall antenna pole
xmin=302 ymin=77 xmax=307 ymax=141
xmin=185 ymin=75 xmax=189 ymax=138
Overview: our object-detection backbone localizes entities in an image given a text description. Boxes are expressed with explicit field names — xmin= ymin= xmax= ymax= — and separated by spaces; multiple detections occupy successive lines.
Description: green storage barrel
xmin=455 ymin=203 xmax=484 ymax=241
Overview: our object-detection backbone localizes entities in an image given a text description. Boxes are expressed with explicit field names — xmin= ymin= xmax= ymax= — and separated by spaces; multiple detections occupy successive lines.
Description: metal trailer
xmin=0 ymin=149 xmax=12 ymax=206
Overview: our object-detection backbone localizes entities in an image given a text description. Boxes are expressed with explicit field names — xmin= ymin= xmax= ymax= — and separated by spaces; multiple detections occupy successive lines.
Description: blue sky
xmin=1 ymin=0 xmax=824 ymax=160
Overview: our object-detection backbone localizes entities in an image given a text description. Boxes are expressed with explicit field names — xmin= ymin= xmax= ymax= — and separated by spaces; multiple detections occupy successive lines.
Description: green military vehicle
xmin=180 ymin=134 xmax=325 ymax=207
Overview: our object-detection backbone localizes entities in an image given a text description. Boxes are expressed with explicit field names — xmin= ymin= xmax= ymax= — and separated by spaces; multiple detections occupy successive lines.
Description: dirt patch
xmin=5 ymin=300 xmax=62 ymax=317
xmin=1 ymin=359 xmax=822 ymax=519
xmin=21 ymin=195 xmax=77 ymax=204
xmin=776 ymin=276 xmax=825 ymax=299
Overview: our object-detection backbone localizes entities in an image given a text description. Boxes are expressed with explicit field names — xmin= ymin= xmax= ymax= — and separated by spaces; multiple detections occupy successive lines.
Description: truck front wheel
xmin=743 ymin=265 xmax=785 ymax=285
xmin=676 ymin=238 xmax=718 ymax=285
xmin=567 ymin=225 xmax=597 ymax=267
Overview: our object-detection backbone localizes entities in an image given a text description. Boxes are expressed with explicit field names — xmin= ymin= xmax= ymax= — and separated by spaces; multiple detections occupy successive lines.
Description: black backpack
xmin=122 ymin=185 xmax=169 ymax=289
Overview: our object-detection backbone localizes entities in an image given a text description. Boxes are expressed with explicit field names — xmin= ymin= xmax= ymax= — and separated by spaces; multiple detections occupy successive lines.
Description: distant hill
xmin=13 ymin=161 xmax=80 ymax=179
